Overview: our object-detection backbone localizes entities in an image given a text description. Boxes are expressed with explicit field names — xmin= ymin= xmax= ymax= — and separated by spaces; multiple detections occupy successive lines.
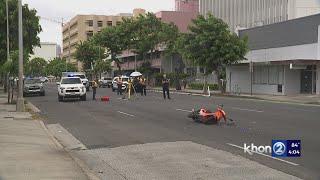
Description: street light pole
xmin=134 ymin=54 xmax=137 ymax=71
xmin=16 ymin=0 xmax=24 ymax=111
xmin=6 ymin=0 xmax=10 ymax=102
xmin=6 ymin=0 xmax=9 ymax=64
xmin=68 ymin=22 xmax=71 ymax=71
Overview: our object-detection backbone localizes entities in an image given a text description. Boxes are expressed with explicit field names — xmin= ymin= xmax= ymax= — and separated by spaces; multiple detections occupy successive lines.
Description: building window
xmin=70 ymin=22 xmax=78 ymax=29
xmin=116 ymin=21 xmax=121 ymax=26
xmin=86 ymin=20 xmax=93 ymax=27
xmin=268 ymin=65 xmax=283 ymax=85
xmin=107 ymin=21 xmax=113 ymax=26
xmin=86 ymin=31 xmax=93 ymax=40
xmin=253 ymin=65 xmax=268 ymax=84
xmin=97 ymin=21 xmax=103 ymax=27
xmin=254 ymin=65 xmax=283 ymax=85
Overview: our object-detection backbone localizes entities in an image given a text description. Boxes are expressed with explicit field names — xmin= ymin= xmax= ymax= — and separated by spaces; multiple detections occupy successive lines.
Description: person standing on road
xmin=162 ymin=74 xmax=170 ymax=99
xmin=117 ymin=77 xmax=123 ymax=95
xmin=140 ymin=76 xmax=147 ymax=96
xmin=92 ymin=79 xmax=98 ymax=100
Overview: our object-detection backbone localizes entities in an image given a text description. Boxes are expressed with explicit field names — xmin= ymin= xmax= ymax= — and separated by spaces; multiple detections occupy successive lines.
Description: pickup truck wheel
xmin=80 ymin=94 xmax=87 ymax=101
xmin=58 ymin=95 xmax=63 ymax=102
xmin=40 ymin=92 xmax=45 ymax=96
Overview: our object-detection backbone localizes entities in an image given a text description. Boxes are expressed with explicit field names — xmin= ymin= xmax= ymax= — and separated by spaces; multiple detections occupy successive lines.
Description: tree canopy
xmin=0 ymin=0 xmax=42 ymax=66
xmin=91 ymin=13 xmax=179 ymax=73
xmin=25 ymin=57 xmax=47 ymax=76
xmin=45 ymin=58 xmax=77 ymax=78
xmin=74 ymin=41 xmax=105 ymax=70
xmin=178 ymin=14 xmax=248 ymax=78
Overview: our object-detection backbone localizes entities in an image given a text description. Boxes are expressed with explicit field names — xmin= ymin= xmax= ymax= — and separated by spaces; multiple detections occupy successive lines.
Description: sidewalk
xmin=0 ymin=91 xmax=89 ymax=180
xmin=149 ymin=87 xmax=320 ymax=105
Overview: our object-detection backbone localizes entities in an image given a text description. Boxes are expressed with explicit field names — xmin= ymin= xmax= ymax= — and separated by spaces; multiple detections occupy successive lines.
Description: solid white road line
xmin=176 ymin=109 xmax=192 ymax=113
xmin=117 ymin=111 xmax=135 ymax=117
xmin=231 ymin=107 xmax=264 ymax=113
xmin=226 ymin=143 xmax=299 ymax=166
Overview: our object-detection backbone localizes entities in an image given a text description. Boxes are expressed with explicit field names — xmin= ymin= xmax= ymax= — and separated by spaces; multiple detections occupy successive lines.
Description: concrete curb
xmin=26 ymin=101 xmax=41 ymax=113
xmin=28 ymin=101 xmax=101 ymax=180
xmin=148 ymin=88 xmax=320 ymax=106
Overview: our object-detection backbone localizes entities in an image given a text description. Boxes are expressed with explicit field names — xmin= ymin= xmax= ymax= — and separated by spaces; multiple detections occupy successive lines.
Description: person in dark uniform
xmin=117 ymin=77 xmax=123 ymax=95
xmin=92 ymin=80 xmax=98 ymax=100
xmin=162 ymin=74 xmax=170 ymax=99
xmin=140 ymin=76 xmax=146 ymax=96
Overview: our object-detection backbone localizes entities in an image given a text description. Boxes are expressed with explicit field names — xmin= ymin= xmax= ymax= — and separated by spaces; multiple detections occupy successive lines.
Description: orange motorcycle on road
xmin=188 ymin=105 xmax=234 ymax=125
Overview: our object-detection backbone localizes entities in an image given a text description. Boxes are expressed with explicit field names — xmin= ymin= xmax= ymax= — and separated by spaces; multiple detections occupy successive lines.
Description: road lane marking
xmin=231 ymin=107 xmax=264 ymax=113
xmin=226 ymin=143 xmax=299 ymax=166
xmin=176 ymin=109 xmax=192 ymax=113
xmin=117 ymin=111 xmax=135 ymax=117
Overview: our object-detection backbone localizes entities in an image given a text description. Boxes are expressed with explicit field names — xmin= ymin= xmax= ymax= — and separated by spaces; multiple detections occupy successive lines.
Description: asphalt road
xmin=27 ymin=83 xmax=320 ymax=179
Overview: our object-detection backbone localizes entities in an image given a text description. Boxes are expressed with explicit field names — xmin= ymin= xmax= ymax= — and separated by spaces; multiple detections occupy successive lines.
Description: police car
xmin=62 ymin=72 xmax=90 ymax=91
xmin=57 ymin=77 xmax=86 ymax=101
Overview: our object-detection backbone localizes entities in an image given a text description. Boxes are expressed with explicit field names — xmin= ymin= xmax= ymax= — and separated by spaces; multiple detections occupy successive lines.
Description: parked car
xmin=99 ymin=77 xmax=113 ymax=88
xmin=23 ymin=78 xmax=45 ymax=96
xmin=62 ymin=72 xmax=90 ymax=91
xmin=57 ymin=77 xmax=86 ymax=102
xmin=39 ymin=77 xmax=49 ymax=83
xmin=112 ymin=76 xmax=129 ymax=92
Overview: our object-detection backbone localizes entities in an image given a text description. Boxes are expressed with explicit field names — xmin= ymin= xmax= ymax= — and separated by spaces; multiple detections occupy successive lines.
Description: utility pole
xmin=62 ymin=18 xmax=67 ymax=72
xmin=134 ymin=54 xmax=137 ymax=71
xmin=6 ymin=0 xmax=9 ymax=64
xmin=16 ymin=0 xmax=24 ymax=111
xmin=68 ymin=22 xmax=71 ymax=71
xmin=6 ymin=0 xmax=10 ymax=102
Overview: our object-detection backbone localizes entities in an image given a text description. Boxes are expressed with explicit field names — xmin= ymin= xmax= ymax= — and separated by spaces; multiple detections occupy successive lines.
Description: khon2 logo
xmin=272 ymin=140 xmax=287 ymax=157
xmin=243 ymin=140 xmax=301 ymax=157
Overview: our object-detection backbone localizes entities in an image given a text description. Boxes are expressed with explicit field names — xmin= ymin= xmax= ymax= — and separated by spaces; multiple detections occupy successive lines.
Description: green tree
xmin=93 ymin=26 xmax=125 ymax=72
xmin=0 ymin=50 xmax=29 ymax=76
xmin=178 ymin=14 xmax=248 ymax=92
xmin=137 ymin=61 xmax=152 ymax=76
xmin=93 ymin=59 xmax=111 ymax=76
xmin=0 ymin=0 xmax=42 ymax=65
xmin=132 ymin=13 xmax=164 ymax=61
xmin=45 ymin=58 xmax=77 ymax=78
xmin=74 ymin=41 xmax=105 ymax=71
xmin=26 ymin=57 xmax=47 ymax=76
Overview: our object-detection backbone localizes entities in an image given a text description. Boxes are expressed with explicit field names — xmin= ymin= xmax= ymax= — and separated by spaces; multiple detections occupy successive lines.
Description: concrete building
xmin=175 ymin=0 xmax=199 ymax=12
xmin=30 ymin=42 xmax=60 ymax=62
xmin=133 ymin=8 xmax=146 ymax=17
xmin=156 ymin=11 xmax=197 ymax=33
xmin=62 ymin=14 xmax=129 ymax=69
xmin=199 ymin=0 xmax=320 ymax=31
xmin=226 ymin=14 xmax=320 ymax=95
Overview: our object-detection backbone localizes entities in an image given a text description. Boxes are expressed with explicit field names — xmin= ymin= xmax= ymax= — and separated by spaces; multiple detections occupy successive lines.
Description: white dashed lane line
xmin=117 ymin=111 xmax=135 ymax=117
xmin=176 ymin=109 xmax=193 ymax=113
xmin=231 ymin=107 xmax=264 ymax=113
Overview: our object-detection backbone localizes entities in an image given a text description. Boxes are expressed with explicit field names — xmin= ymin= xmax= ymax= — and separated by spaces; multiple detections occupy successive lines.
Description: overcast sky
xmin=23 ymin=0 xmax=175 ymax=46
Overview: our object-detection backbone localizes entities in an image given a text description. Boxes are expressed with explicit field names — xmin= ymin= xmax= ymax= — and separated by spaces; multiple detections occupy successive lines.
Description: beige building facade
xmin=62 ymin=14 xmax=129 ymax=69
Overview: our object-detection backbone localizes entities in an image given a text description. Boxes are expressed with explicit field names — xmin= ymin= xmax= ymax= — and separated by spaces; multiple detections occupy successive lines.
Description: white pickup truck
xmin=62 ymin=72 xmax=90 ymax=91
xmin=57 ymin=77 xmax=86 ymax=102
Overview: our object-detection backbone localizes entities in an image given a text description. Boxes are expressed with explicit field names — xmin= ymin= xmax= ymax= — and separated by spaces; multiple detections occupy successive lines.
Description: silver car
xmin=23 ymin=78 xmax=45 ymax=96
